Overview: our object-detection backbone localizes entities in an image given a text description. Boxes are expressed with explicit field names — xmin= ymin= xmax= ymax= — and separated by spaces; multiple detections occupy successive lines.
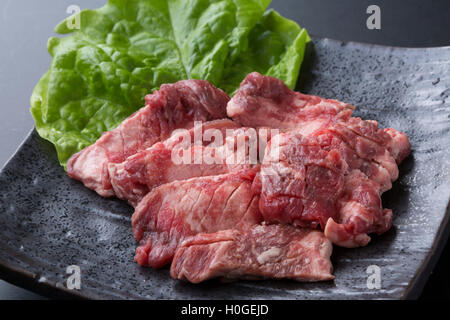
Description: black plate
xmin=1 ymin=37 xmax=449 ymax=300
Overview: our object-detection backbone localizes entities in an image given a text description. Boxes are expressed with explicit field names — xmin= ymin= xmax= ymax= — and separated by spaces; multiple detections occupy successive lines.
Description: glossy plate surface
xmin=1 ymin=38 xmax=449 ymax=299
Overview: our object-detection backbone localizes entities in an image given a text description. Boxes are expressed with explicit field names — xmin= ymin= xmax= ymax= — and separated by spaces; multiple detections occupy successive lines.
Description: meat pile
xmin=67 ymin=72 xmax=410 ymax=283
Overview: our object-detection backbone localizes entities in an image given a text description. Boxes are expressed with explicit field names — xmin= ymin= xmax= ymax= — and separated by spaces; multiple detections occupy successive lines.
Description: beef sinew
xmin=67 ymin=80 xmax=230 ymax=197
xmin=132 ymin=169 xmax=262 ymax=268
xmin=171 ymin=224 xmax=334 ymax=283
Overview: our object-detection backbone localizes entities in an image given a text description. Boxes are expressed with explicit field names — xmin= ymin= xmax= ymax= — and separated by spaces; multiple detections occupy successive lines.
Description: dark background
xmin=0 ymin=0 xmax=449 ymax=300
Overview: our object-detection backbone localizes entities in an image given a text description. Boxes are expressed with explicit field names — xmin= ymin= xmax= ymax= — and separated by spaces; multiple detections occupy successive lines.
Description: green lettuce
xmin=219 ymin=9 xmax=310 ymax=94
xmin=31 ymin=0 xmax=309 ymax=168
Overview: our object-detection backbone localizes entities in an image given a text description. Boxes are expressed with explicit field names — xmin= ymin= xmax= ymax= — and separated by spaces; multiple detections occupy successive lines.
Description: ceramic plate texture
xmin=0 ymin=37 xmax=449 ymax=300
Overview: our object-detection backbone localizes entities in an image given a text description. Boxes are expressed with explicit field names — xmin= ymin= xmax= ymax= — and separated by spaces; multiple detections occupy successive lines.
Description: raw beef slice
xmin=67 ymin=80 xmax=230 ymax=197
xmin=108 ymin=119 xmax=242 ymax=206
xmin=227 ymin=72 xmax=410 ymax=164
xmin=259 ymin=132 xmax=347 ymax=230
xmin=324 ymin=170 xmax=393 ymax=247
xmin=132 ymin=169 xmax=262 ymax=268
xmin=260 ymin=131 xmax=394 ymax=248
xmin=171 ymin=224 xmax=334 ymax=283
xmin=108 ymin=121 xmax=270 ymax=206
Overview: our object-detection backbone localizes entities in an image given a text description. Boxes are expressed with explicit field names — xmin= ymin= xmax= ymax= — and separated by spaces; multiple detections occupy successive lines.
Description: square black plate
xmin=1 ymin=37 xmax=449 ymax=300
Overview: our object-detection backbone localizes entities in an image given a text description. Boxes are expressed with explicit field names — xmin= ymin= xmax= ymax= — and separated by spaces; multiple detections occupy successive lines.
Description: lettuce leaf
xmin=219 ymin=9 xmax=310 ymax=94
xmin=30 ymin=0 xmax=309 ymax=168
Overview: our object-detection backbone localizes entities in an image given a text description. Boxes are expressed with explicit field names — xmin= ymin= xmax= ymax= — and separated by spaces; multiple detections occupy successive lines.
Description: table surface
xmin=0 ymin=0 xmax=449 ymax=300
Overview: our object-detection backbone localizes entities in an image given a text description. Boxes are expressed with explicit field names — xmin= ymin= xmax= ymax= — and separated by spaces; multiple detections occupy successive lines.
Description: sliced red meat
xmin=324 ymin=170 xmax=392 ymax=247
xmin=227 ymin=72 xmax=410 ymax=164
xmin=385 ymin=128 xmax=412 ymax=164
xmin=108 ymin=122 xmax=269 ymax=206
xmin=109 ymin=145 xmax=247 ymax=207
xmin=323 ymin=123 xmax=399 ymax=181
xmin=170 ymin=224 xmax=334 ymax=283
xmin=67 ymin=80 xmax=230 ymax=197
xmin=108 ymin=119 xmax=241 ymax=206
xmin=313 ymin=129 xmax=394 ymax=192
xmin=132 ymin=169 xmax=262 ymax=268
xmin=227 ymin=72 xmax=353 ymax=131
xmin=228 ymin=72 xmax=409 ymax=247
xmin=258 ymin=132 xmax=347 ymax=230
xmin=260 ymin=131 xmax=392 ymax=248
